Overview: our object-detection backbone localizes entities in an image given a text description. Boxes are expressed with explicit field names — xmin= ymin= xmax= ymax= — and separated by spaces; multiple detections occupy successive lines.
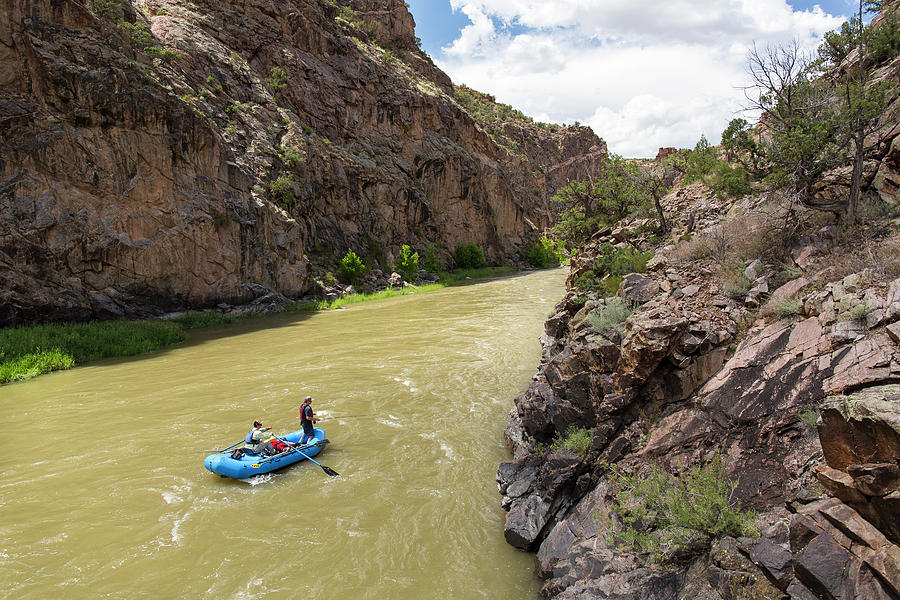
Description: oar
xmin=213 ymin=428 xmax=271 ymax=453
xmin=274 ymin=437 xmax=339 ymax=477
xmin=293 ymin=447 xmax=340 ymax=477
xmin=216 ymin=440 xmax=245 ymax=453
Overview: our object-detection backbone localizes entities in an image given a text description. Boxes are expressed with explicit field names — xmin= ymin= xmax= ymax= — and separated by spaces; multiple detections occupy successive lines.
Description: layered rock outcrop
xmin=0 ymin=0 xmax=605 ymax=325
xmin=500 ymin=208 xmax=900 ymax=597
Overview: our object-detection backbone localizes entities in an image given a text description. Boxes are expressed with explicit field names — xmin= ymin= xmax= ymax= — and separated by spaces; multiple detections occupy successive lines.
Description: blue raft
xmin=204 ymin=427 xmax=329 ymax=479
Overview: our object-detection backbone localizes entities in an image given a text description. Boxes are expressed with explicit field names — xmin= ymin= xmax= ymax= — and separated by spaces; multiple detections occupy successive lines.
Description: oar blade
xmin=321 ymin=465 xmax=340 ymax=477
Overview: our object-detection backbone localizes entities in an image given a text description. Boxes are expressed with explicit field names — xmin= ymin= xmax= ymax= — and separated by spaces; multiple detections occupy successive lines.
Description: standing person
xmin=299 ymin=396 xmax=319 ymax=445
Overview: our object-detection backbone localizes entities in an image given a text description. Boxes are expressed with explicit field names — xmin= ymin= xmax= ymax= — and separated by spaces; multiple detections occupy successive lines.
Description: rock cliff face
xmin=501 ymin=221 xmax=900 ymax=599
xmin=0 ymin=0 xmax=605 ymax=325
xmin=499 ymin=114 xmax=900 ymax=597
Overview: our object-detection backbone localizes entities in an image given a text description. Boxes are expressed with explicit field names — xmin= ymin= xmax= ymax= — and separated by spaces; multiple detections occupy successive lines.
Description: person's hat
xmin=304 ymin=396 xmax=312 ymax=402
xmin=253 ymin=420 xmax=262 ymax=427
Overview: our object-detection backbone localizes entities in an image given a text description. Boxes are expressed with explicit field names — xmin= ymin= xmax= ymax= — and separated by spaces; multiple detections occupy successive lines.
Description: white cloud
xmin=437 ymin=1 xmax=845 ymax=156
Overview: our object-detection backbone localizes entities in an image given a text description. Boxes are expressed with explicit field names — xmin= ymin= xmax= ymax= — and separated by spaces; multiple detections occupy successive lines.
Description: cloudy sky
xmin=406 ymin=0 xmax=857 ymax=157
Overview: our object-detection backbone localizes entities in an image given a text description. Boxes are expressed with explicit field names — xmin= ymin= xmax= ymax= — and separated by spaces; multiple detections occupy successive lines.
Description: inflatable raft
xmin=204 ymin=427 xmax=329 ymax=479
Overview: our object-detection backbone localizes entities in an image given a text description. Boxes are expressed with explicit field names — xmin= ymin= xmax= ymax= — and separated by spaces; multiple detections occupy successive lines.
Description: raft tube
xmin=204 ymin=427 xmax=328 ymax=479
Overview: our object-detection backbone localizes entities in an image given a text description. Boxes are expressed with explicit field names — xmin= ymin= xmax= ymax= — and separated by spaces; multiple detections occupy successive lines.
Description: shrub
xmin=394 ymin=244 xmax=419 ymax=281
xmin=606 ymin=454 xmax=759 ymax=562
xmin=713 ymin=164 xmax=752 ymax=198
xmin=681 ymin=135 xmax=720 ymax=185
xmin=90 ymin=0 xmax=122 ymax=19
xmin=723 ymin=267 xmax=752 ymax=299
xmin=525 ymin=236 xmax=566 ymax=268
xmin=279 ymin=145 xmax=304 ymax=168
xmin=524 ymin=242 xmax=549 ymax=268
xmin=599 ymin=275 xmax=623 ymax=298
xmin=550 ymin=427 xmax=593 ymax=456
xmin=866 ymin=8 xmax=900 ymax=65
xmin=594 ymin=243 xmax=652 ymax=277
xmin=144 ymin=46 xmax=180 ymax=62
xmin=574 ymin=270 xmax=600 ymax=292
xmin=338 ymin=249 xmax=367 ymax=283
xmin=269 ymin=175 xmax=294 ymax=206
xmin=266 ymin=66 xmax=287 ymax=92
xmin=454 ymin=242 xmax=484 ymax=269
xmin=762 ymin=297 xmax=803 ymax=319
xmin=799 ymin=407 xmax=820 ymax=429
xmin=588 ymin=297 xmax=633 ymax=334
xmin=422 ymin=243 xmax=443 ymax=273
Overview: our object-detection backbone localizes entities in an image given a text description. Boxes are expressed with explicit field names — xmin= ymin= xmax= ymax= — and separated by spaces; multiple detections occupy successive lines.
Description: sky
xmin=406 ymin=0 xmax=861 ymax=157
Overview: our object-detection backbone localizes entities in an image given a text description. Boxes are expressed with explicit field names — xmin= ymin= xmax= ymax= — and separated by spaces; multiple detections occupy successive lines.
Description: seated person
xmin=241 ymin=420 xmax=278 ymax=457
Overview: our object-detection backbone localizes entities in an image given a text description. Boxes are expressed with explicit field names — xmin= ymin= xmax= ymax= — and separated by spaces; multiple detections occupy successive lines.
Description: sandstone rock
xmin=888 ymin=321 xmax=900 ymax=344
xmin=888 ymin=278 xmax=900 ymax=322
xmin=646 ymin=254 xmax=668 ymax=271
xmin=1 ymin=0 xmax=608 ymax=325
xmin=816 ymin=466 xmax=869 ymax=504
xmin=791 ymin=499 xmax=900 ymax=598
xmin=748 ymin=538 xmax=794 ymax=589
xmin=681 ymin=284 xmax=700 ymax=297
xmin=771 ymin=277 xmax=810 ymax=303
xmin=818 ymin=384 xmax=900 ymax=470
xmin=873 ymin=132 xmax=900 ymax=205
xmin=847 ymin=463 xmax=900 ymax=497
xmin=619 ymin=273 xmax=660 ymax=304
xmin=794 ymin=532 xmax=853 ymax=599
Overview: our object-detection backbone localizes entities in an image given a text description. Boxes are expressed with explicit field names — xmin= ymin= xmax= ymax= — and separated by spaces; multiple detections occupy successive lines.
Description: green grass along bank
xmin=0 ymin=266 xmax=523 ymax=386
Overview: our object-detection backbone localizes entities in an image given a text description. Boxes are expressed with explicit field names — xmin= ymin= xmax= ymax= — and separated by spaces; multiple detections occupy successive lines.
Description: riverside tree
xmin=734 ymin=1 xmax=898 ymax=219
xmin=743 ymin=40 xmax=844 ymax=213
xmin=551 ymin=154 xmax=650 ymax=246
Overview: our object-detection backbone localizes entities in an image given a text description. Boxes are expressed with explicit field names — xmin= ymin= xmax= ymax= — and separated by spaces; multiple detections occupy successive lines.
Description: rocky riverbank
xmin=499 ymin=189 xmax=900 ymax=597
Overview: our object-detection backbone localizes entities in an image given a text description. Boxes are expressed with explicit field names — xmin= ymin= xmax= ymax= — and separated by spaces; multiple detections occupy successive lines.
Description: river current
xmin=0 ymin=268 xmax=566 ymax=599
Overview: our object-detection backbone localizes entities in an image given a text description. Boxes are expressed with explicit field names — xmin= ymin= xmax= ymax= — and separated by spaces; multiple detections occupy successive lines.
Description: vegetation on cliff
xmin=606 ymin=455 xmax=758 ymax=563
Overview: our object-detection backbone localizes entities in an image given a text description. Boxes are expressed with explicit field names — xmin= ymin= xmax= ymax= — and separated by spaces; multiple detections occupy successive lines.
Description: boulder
xmin=818 ymin=385 xmax=900 ymax=470
xmin=504 ymin=493 xmax=550 ymax=550
xmin=619 ymin=273 xmax=660 ymax=304
xmin=847 ymin=463 xmax=900 ymax=497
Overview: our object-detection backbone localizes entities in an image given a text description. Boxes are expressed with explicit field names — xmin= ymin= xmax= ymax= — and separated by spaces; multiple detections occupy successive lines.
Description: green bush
xmin=279 ymin=145 xmax=305 ymax=168
xmin=266 ymin=66 xmax=287 ymax=92
xmin=338 ymin=249 xmax=367 ymax=283
xmin=454 ymin=242 xmax=484 ymax=269
xmin=594 ymin=243 xmax=652 ymax=277
xmin=422 ymin=243 xmax=443 ymax=273
xmin=524 ymin=242 xmax=549 ymax=268
xmin=588 ymin=297 xmax=633 ymax=334
xmin=525 ymin=236 xmax=566 ymax=268
xmin=90 ymin=0 xmax=122 ymax=18
xmin=574 ymin=270 xmax=600 ymax=292
xmin=395 ymin=244 xmax=419 ymax=281
xmin=144 ymin=46 xmax=180 ymax=62
xmin=606 ymin=454 xmax=758 ymax=562
xmin=269 ymin=175 xmax=294 ymax=206
xmin=550 ymin=427 xmax=593 ymax=456
xmin=868 ymin=9 xmax=900 ymax=64
xmin=682 ymin=135 xmax=720 ymax=185
xmin=714 ymin=164 xmax=752 ymax=198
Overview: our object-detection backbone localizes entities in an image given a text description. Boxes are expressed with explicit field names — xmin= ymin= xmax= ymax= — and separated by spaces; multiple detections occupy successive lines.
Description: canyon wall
xmin=0 ymin=0 xmax=605 ymax=325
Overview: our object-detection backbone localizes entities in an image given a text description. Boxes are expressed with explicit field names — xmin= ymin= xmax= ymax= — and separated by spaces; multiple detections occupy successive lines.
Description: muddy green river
xmin=0 ymin=268 xmax=565 ymax=599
